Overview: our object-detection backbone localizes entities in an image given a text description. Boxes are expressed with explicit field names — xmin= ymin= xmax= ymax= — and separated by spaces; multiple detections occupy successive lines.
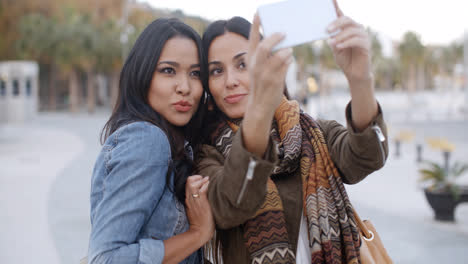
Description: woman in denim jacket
xmin=88 ymin=18 xmax=213 ymax=264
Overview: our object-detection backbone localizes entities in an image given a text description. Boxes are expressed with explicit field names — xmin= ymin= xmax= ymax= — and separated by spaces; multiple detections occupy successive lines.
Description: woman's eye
xmin=160 ymin=67 xmax=175 ymax=74
xmin=190 ymin=70 xmax=201 ymax=78
xmin=238 ymin=61 xmax=246 ymax=70
xmin=209 ymin=68 xmax=223 ymax=76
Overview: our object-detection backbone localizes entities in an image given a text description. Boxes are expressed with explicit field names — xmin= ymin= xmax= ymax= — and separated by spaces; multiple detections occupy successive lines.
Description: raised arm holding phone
xmin=196 ymin=1 xmax=388 ymax=263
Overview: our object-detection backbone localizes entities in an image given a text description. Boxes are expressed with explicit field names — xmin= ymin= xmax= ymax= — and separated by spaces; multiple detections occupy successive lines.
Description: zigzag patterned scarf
xmin=211 ymin=98 xmax=361 ymax=264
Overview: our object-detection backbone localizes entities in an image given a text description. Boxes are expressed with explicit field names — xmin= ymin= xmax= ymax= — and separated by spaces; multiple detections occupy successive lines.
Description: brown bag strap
xmin=352 ymin=207 xmax=373 ymax=240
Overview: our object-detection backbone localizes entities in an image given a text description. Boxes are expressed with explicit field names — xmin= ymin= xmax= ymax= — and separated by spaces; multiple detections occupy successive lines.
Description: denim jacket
xmin=88 ymin=122 xmax=202 ymax=264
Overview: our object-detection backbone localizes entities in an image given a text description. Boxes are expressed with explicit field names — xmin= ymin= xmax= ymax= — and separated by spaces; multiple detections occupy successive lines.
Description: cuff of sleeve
xmin=345 ymin=102 xmax=386 ymax=146
xmin=139 ymin=238 xmax=165 ymax=264
xmin=223 ymin=127 xmax=278 ymax=208
xmin=345 ymin=101 xmax=384 ymax=133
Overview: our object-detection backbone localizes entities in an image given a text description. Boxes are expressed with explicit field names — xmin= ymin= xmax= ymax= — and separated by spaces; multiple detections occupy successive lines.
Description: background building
xmin=0 ymin=61 xmax=39 ymax=123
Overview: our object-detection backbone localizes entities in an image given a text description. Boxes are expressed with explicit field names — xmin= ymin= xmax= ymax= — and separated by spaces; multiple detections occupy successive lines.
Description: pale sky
xmin=143 ymin=0 xmax=468 ymax=46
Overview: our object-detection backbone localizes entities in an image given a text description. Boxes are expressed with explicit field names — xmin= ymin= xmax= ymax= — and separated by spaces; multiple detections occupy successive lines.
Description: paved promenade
xmin=0 ymin=104 xmax=467 ymax=263
xmin=0 ymin=111 xmax=105 ymax=264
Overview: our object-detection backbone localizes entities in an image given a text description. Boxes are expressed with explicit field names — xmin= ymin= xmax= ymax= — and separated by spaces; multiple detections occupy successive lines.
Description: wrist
xmin=348 ymin=73 xmax=374 ymax=90
xmin=245 ymin=102 xmax=275 ymax=122
xmin=243 ymin=106 xmax=273 ymax=139
xmin=188 ymin=226 xmax=211 ymax=246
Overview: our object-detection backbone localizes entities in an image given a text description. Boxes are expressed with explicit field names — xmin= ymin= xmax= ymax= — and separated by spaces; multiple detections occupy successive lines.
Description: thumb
xmin=248 ymin=13 xmax=261 ymax=59
xmin=332 ymin=0 xmax=344 ymax=17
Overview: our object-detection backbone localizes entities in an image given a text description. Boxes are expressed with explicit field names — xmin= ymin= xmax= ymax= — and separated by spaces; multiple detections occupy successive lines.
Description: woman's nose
xmin=175 ymin=77 xmax=190 ymax=95
xmin=225 ymin=68 xmax=240 ymax=89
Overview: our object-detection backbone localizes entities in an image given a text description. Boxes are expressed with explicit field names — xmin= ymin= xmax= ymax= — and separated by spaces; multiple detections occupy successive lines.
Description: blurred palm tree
xmin=369 ymin=29 xmax=383 ymax=64
xmin=423 ymin=47 xmax=438 ymax=90
xmin=398 ymin=31 xmax=425 ymax=92
xmin=318 ymin=42 xmax=337 ymax=96
xmin=293 ymin=43 xmax=316 ymax=100
xmin=4 ymin=0 xmax=212 ymax=112
xmin=368 ymin=29 xmax=392 ymax=90
xmin=94 ymin=19 xmax=124 ymax=109
xmin=440 ymin=42 xmax=464 ymax=89
xmin=15 ymin=12 xmax=60 ymax=109
xmin=52 ymin=7 xmax=92 ymax=112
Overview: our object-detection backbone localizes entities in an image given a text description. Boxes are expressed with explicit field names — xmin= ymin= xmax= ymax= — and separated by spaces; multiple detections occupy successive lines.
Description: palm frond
xmin=451 ymin=162 xmax=468 ymax=178
xmin=419 ymin=161 xmax=447 ymax=183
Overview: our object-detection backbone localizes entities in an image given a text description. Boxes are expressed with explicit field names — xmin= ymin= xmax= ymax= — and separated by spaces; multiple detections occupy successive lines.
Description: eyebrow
xmin=158 ymin=61 xmax=200 ymax=68
xmin=208 ymin=52 xmax=247 ymax=66
xmin=233 ymin=52 xmax=247 ymax=60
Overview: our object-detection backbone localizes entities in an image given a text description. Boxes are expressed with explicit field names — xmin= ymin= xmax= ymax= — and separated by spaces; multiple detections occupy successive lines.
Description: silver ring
xmin=192 ymin=193 xmax=200 ymax=198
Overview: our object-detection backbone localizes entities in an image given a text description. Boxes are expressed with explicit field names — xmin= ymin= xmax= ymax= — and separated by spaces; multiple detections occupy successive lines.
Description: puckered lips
xmin=172 ymin=100 xmax=192 ymax=112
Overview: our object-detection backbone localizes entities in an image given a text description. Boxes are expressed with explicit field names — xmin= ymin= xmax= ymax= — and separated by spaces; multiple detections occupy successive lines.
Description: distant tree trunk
xmin=110 ymin=71 xmax=119 ymax=110
xmin=69 ymin=70 xmax=79 ymax=113
xmin=296 ymin=57 xmax=306 ymax=102
xmin=48 ymin=65 xmax=57 ymax=111
xmin=417 ymin=64 xmax=425 ymax=91
xmin=96 ymin=74 xmax=107 ymax=106
xmin=384 ymin=70 xmax=392 ymax=90
xmin=318 ymin=63 xmax=328 ymax=116
xmin=76 ymin=72 xmax=83 ymax=108
xmin=408 ymin=64 xmax=416 ymax=93
xmin=86 ymin=71 xmax=96 ymax=113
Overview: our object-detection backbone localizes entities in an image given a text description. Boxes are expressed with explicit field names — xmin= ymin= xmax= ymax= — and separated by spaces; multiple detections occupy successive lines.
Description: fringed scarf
xmin=210 ymin=97 xmax=361 ymax=264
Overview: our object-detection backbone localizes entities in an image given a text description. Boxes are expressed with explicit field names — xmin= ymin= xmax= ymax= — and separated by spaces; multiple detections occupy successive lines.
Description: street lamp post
xmin=465 ymin=30 xmax=468 ymax=118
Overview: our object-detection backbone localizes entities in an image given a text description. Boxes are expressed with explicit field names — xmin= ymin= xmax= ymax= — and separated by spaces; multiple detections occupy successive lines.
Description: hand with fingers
xmin=326 ymin=0 xmax=378 ymax=132
xmin=185 ymin=175 xmax=214 ymax=243
xmin=241 ymin=14 xmax=294 ymax=157
xmin=327 ymin=0 xmax=372 ymax=84
xmin=246 ymin=14 xmax=294 ymax=117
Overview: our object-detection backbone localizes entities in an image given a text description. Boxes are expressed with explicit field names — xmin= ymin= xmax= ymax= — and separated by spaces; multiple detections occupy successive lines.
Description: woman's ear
xmin=207 ymin=97 xmax=215 ymax=111
xmin=205 ymin=91 xmax=215 ymax=111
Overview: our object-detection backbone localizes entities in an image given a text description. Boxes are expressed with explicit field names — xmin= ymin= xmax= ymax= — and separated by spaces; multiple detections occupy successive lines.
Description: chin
xmin=168 ymin=117 xmax=191 ymax=127
xmin=221 ymin=101 xmax=247 ymax=119
xmin=226 ymin=110 xmax=245 ymax=119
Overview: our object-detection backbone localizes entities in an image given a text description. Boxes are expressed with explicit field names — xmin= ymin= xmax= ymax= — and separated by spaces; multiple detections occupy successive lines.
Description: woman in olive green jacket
xmin=196 ymin=5 xmax=388 ymax=264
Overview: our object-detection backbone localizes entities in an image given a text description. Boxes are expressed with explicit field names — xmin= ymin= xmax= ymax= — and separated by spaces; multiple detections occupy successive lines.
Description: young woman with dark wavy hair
xmin=197 ymin=2 xmax=389 ymax=263
xmin=88 ymin=18 xmax=213 ymax=264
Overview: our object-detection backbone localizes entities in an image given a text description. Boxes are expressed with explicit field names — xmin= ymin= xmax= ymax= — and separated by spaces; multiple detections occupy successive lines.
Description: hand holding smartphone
xmin=257 ymin=0 xmax=337 ymax=50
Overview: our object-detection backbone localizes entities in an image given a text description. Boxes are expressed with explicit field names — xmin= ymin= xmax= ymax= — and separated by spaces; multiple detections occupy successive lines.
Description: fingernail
xmin=327 ymin=25 xmax=335 ymax=33
xmin=328 ymin=38 xmax=336 ymax=45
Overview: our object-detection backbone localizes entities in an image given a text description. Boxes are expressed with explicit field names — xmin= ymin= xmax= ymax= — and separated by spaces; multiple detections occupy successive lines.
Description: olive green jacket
xmin=195 ymin=104 xmax=388 ymax=264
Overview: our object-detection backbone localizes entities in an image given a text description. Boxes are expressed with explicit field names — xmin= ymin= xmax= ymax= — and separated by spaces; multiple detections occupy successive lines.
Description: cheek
xmin=148 ymin=78 xmax=171 ymax=108
xmin=208 ymin=78 xmax=224 ymax=105
xmin=148 ymin=81 xmax=160 ymax=105
xmin=192 ymin=81 xmax=204 ymax=105
xmin=239 ymin=71 xmax=250 ymax=90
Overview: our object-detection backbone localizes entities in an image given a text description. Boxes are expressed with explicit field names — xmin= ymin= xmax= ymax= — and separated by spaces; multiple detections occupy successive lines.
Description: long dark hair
xmin=101 ymin=18 xmax=206 ymax=204
xmin=201 ymin=17 xmax=290 ymax=143
xmin=201 ymin=17 xmax=263 ymax=264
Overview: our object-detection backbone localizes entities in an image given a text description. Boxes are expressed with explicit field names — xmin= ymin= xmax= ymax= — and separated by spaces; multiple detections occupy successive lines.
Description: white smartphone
xmin=257 ymin=0 xmax=337 ymax=50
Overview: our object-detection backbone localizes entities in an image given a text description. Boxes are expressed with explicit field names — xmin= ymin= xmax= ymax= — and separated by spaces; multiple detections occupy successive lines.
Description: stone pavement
xmin=0 ymin=114 xmax=84 ymax=263
xmin=347 ymin=129 xmax=468 ymax=263
xmin=1 ymin=107 xmax=467 ymax=264
xmin=0 ymin=111 xmax=106 ymax=264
